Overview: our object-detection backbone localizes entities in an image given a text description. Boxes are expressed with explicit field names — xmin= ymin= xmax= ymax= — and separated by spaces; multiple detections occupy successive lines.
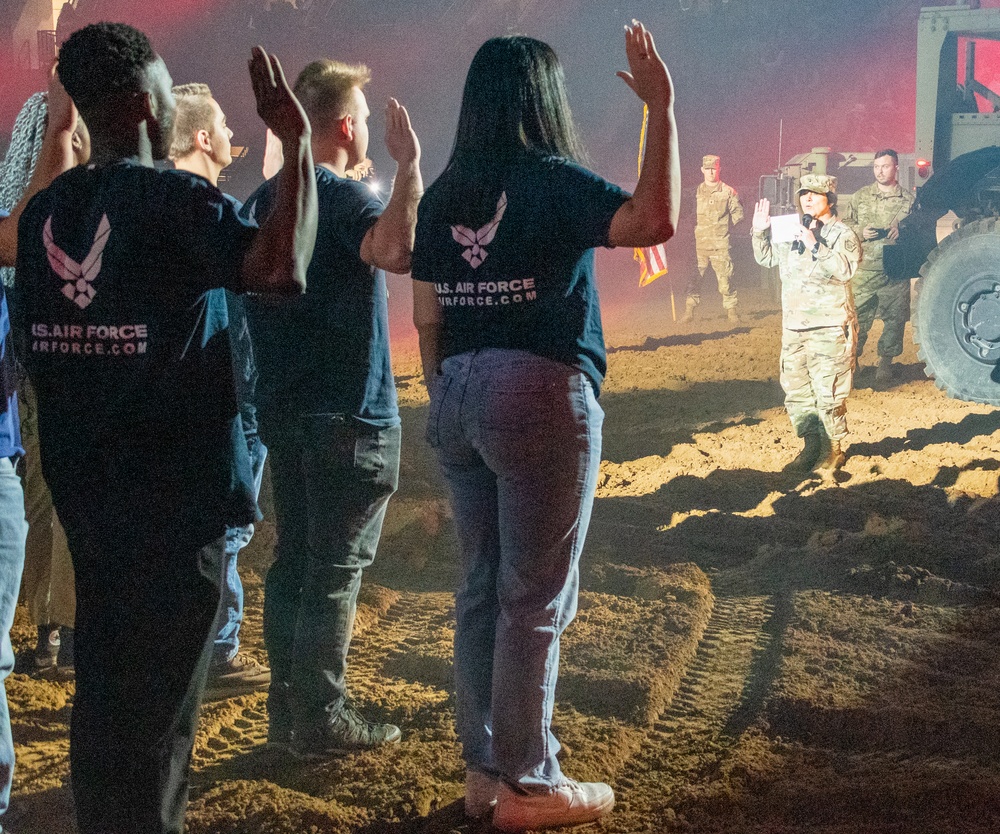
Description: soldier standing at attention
xmin=752 ymin=174 xmax=861 ymax=472
xmin=684 ymin=153 xmax=744 ymax=323
xmin=842 ymin=149 xmax=914 ymax=384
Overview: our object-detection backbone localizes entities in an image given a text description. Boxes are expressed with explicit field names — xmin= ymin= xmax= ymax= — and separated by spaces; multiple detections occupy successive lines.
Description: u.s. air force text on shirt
xmin=433 ymin=277 xmax=537 ymax=307
xmin=29 ymin=321 xmax=148 ymax=355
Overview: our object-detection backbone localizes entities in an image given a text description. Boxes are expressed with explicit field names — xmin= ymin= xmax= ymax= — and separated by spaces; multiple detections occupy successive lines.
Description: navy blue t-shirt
xmin=13 ymin=163 xmax=258 ymax=551
xmin=243 ymin=167 xmax=399 ymax=430
xmin=411 ymin=154 xmax=629 ymax=395
xmin=0 ymin=210 xmax=22 ymax=459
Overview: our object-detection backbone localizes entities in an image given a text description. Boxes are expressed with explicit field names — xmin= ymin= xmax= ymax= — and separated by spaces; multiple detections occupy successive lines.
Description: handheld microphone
xmin=792 ymin=214 xmax=813 ymax=254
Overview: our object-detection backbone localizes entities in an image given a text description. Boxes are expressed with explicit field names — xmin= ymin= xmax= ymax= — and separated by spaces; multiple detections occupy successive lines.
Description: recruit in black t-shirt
xmin=13 ymin=163 xmax=259 ymax=551
xmin=411 ymin=154 xmax=629 ymax=395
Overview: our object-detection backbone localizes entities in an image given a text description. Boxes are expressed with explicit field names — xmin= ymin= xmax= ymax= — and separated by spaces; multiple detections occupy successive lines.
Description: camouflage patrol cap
xmin=702 ymin=154 xmax=720 ymax=168
xmin=797 ymin=173 xmax=837 ymax=195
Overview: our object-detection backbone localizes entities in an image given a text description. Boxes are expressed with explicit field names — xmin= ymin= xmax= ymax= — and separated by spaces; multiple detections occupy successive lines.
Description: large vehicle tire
xmin=913 ymin=217 xmax=1000 ymax=405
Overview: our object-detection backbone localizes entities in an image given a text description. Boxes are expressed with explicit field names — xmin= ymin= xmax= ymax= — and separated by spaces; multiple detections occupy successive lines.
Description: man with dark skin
xmin=12 ymin=22 xmax=316 ymax=834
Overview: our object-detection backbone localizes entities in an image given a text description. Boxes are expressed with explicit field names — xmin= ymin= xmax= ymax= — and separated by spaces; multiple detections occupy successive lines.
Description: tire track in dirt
xmin=609 ymin=592 xmax=784 ymax=827
xmin=189 ymin=588 xmax=458 ymax=794
xmin=352 ymin=590 xmax=456 ymax=733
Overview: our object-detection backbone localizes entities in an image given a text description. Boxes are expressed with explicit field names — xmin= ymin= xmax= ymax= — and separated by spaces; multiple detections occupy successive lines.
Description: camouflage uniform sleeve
xmin=902 ymin=188 xmax=916 ymax=217
xmin=815 ymin=222 xmax=861 ymax=283
xmin=842 ymin=190 xmax=861 ymax=235
xmin=752 ymin=228 xmax=778 ymax=268
xmin=728 ymin=188 xmax=744 ymax=226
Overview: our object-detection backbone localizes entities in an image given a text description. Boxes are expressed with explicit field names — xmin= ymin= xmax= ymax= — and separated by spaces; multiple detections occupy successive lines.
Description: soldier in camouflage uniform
xmin=842 ymin=149 xmax=914 ymax=383
xmin=752 ymin=173 xmax=862 ymax=471
xmin=684 ymin=154 xmax=744 ymax=323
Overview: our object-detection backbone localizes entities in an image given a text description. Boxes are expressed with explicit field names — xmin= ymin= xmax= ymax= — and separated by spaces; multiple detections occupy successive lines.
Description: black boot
xmin=783 ymin=433 xmax=822 ymax=472
xmin=33 ymin=624 xmax=59 ymax=672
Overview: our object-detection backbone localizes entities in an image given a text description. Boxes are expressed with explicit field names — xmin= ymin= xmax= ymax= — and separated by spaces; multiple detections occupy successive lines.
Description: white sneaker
xmin=465 ymin=769 xmax=498 ymax=818
xmin=493 ymin=778 xmax=615 ymax=831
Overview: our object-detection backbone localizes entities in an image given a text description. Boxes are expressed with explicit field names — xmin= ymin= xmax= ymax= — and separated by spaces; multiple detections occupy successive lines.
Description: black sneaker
xmin=204 ymin=653 xmax=271 ymax=699
xmin=291 ymin=700 xmax=401 ymax=759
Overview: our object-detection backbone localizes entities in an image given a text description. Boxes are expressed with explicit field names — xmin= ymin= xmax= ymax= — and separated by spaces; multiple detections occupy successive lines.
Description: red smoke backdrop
xmin=2 ymin=0 xmax=998 ymax=343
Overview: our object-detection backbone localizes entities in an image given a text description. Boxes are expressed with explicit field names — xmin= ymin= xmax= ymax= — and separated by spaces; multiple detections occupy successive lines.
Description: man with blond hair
xmin=242 ymin=58 xmax=422 ymax=758
xmin=170 ymin=82 xmax=272 ymax=699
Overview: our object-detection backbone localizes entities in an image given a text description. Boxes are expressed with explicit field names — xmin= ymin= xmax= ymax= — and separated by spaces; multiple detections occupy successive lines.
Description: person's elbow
xmin=609 ymin=201 xmax=676 ymax=248
xmin=365 ymin=237 xmax=413 ymax=274
xmin=631 ymin=213 xmax=676 ymax=247
xmin=380 ymin=245 xmax=413 ymax=275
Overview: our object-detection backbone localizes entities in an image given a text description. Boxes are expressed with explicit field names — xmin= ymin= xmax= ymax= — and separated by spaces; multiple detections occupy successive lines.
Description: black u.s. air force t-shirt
xmin=411 ymin=154 xmax=630 ymax=396
xmin=242 ymin=167 xmax=399 ymax=430
xmin=12 ymin=162 xmax=258 ymax=553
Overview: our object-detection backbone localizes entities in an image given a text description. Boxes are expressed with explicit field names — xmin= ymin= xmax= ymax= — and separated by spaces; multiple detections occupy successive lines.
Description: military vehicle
xmin=760 ymin=147 xmax=917 ymax=216
xmin=885 ymin=1 xmax=1000 ymax=404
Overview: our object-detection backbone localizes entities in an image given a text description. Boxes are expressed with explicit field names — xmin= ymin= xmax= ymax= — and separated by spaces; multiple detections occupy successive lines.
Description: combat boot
xmin=783 ymin=433 xmax=821 ymax=472
xmin=816 ymin=440 xmax=846 ymax=471
xmin=875 ymin=355 xmax=895 ymax=383
xmin=682 ymin=298 xmax=696 ymax=323
xmin=727 ymin=307 xmax=741 ymax=324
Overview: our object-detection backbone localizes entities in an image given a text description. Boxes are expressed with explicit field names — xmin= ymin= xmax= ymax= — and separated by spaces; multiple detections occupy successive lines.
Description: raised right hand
xmin=752 ymin=198 xmax=771 ymax=231
xmin=248 ymin=46 xmax=310 ymax=146
xmin=384 ymin=97 xmax=420 ymax=167
xmin=617 ymin=20 xmax=674 ymax=111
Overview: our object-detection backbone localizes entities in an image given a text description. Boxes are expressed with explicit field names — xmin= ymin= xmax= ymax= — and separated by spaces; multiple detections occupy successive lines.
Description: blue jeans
xmin=0 ymin=457 xmax=27 ymax=823
xmin=426 ymin=349 xmax=604 ymax=791
xmin=212 ymin=437 xmax=267 ymax=664
xmin=263 ymin=415 xmax=400 ymax=728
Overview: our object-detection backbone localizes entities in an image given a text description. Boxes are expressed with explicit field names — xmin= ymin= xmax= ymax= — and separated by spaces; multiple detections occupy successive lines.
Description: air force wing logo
xmin=43 ymin=214 xmax=111 ymax=309
xmin=451 ymin=192 xmax=507 ymax=269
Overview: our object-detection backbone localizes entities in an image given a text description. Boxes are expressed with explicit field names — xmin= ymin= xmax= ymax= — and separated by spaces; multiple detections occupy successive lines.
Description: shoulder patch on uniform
xmin=844 ymin=235 xmax=859 ymax=253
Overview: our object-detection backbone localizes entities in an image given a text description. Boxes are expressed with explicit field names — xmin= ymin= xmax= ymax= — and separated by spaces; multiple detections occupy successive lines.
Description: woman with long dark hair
xmin=411 ymin=22 xmax=678 ymax=832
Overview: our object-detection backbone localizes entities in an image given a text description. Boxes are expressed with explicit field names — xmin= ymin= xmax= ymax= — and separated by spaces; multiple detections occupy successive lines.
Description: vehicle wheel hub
xmin=958 ymin=279 xmax=1000 ymax=361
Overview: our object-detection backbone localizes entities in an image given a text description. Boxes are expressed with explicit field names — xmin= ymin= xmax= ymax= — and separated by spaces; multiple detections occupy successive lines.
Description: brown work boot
xmin=783 ymin=433 xmax=822 ymax=472
xmin=816 ymin=440 xmax=846 ymax=471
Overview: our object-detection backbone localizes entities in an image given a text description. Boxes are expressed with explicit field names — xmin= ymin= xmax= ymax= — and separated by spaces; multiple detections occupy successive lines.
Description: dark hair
xmin=431 ymin=36 xmax=585 ymax=226
xmin=874 ymin=148 xmax=899 ymax=163
xmin=58 ymin=22 xmax=156 ymax=113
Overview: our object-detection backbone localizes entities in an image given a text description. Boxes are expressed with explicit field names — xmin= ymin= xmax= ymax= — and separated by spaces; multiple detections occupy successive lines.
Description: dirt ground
xmin=8 ymin=282 xmax=1000 ymax=834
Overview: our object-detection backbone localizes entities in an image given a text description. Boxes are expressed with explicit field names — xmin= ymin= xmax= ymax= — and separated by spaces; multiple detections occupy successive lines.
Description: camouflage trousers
xmin=687 ymin=244 xmax=737 ymax=309
xmin=852 ymin=269 xmax=910 ymax=359
xmin=780 ymin=324 xmax=856 ymax=443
